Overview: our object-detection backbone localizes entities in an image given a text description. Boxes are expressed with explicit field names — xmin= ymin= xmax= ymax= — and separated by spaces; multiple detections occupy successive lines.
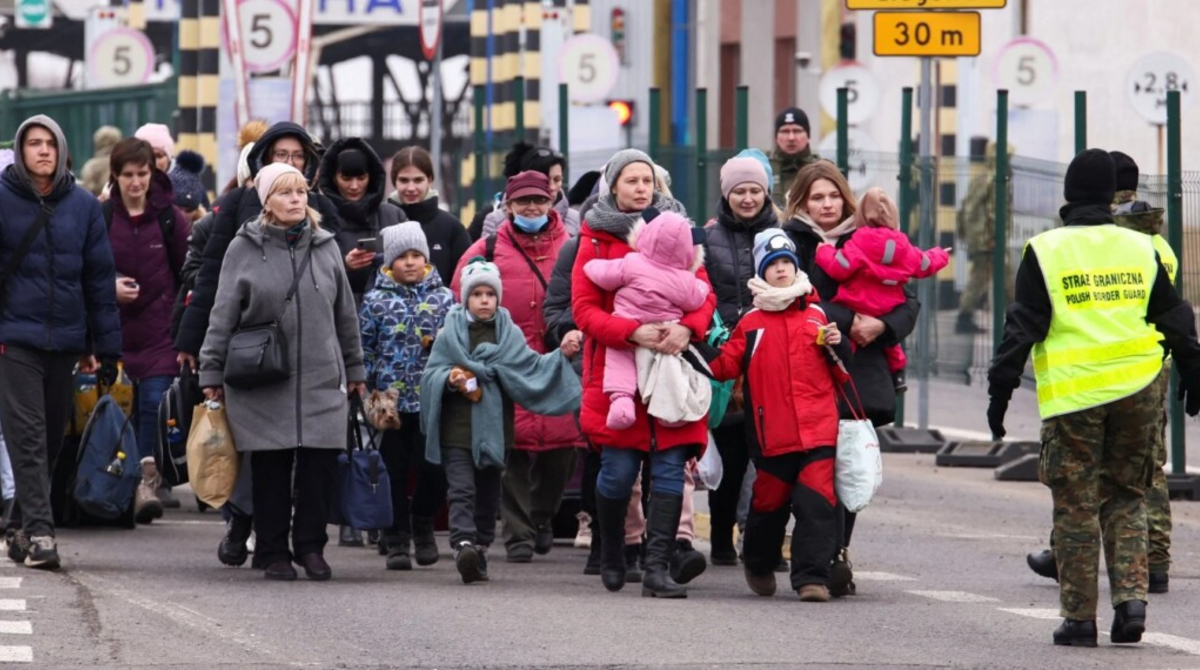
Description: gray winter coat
xmin=198 ymin=218 xmax=365 ymax=451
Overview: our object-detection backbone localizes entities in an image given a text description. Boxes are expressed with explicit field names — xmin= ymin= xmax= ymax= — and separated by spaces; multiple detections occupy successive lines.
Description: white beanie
xmin=237 ymin=142 xmax=255 ymax=187
xmin=382 ymin=221 xmax=430 ymax=268
xmin=459 ymin=258 xmax=503 ymax=304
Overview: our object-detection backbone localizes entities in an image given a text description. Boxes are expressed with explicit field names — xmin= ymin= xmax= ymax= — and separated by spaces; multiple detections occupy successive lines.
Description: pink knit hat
xmin=134 ymin=123 xmax=175 ymax=159
xmin=255 ymin=162 xmax=304 ymax=205
xmin=719 ymin=156 xmax=769 ymax=199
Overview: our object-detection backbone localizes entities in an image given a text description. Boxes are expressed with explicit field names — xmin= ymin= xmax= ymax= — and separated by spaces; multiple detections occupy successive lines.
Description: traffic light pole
xmin=915 ymin=57 xmax=934 ymax=432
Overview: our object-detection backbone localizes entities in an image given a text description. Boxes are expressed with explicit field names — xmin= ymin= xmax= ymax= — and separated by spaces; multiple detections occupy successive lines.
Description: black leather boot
xmin=670 ymin=539 xmax=707 ymax=585
xmin=1150 ymin=571 xmax=1169 ymax=594
xmin=624 ymin=544 xmax=643 ymax=584
xmin=1026 ymin=549 xmax=1058 ymax=581
xmin=1052 ymin=619 xmax=1097 ymax=647
xmin=413 ymin=517 xmax=439 ymax=566
xmin=584 ymin=520 xmax=602 ymax=575
xmin=642 ymin=493 xmax=687 ymax=599
xmin=1111 ymin=600 xmax=1147 ymax=644
xmin=595 ymin=493 xmax=629 ymax=592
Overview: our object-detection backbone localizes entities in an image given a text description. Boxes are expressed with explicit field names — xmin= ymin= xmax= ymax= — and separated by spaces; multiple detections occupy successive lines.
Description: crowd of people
xmin=0 ymin=103 xmax=1192 ymax=646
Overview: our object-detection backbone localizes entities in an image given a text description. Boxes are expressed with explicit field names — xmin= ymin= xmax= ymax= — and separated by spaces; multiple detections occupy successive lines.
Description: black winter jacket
xmin=542 ymin=236 xmax=583 ymax=376
xmin=392 ymin=194 xmax=471 ymax=287
xmin=704 ymin=198 xmax=779 ymax=330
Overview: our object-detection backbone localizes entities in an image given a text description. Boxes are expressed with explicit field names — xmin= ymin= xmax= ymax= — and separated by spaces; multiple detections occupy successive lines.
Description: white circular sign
xmin=558 ymin=34 xmax=620 ymax=104
xmin=1126 ymin=51 xmax=1196 ymax=125
xmin=995 ymin=37 xmax=1057 ymax=107
xmin=818 ymin=64 xmax=880 ymax=126
xmin=89 ymin=28 xmax=154 ymax=87
xmin=419 ymin=0 xmax=443 ymax=61
xmin=818 ymin=128 xmax=880 ymax=195
xmin=232 ymin=0 xmax=297 ymax=73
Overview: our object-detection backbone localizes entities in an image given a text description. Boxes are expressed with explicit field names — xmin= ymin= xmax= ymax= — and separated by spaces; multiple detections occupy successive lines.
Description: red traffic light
xmin=608 ymin=99 xmax=634 ymax=126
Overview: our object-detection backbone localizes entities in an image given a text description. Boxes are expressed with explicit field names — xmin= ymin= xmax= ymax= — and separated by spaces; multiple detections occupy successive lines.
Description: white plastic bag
xmin=834 ymin=418 xmax=882 ymax=513
xmin=696 ymin=431 xmax=724 ymax=491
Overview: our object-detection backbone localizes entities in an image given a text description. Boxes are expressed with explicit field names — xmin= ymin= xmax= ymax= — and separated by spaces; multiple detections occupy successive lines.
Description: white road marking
xmin=0 ymin=579 xmax=22 ymax=590
xmin=1141 ymin=633 xmax=1200 ymax=656
xmin=907 ymin=590 xmax=1001 ymax=603
xmin=998 ymin=607 xmax=1061 ymax=620
xmin=0 ymin=645 xmax=31 ymax=662
xmin=0 ymin=621 xmax=31 ymax=635
xmin=854 ymin=571 xmax=917 ymax=582
xmin=940 ymin=533 xmax=1040 ymax=541
xmin=0 ymin=601 xmax=25 ymax=612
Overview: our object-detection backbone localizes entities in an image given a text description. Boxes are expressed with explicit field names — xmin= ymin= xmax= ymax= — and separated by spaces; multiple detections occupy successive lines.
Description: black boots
xmin=596 ymin=493 xmax=629 ymax=592
xmin=1111 ymin=600 xmax=1147 ymax=644
xmin=642 ymin=493 xmax=687 ymax=599
xmin=583 ymin=519 xmax=602 ymax=575
xmin=1026 ymin=549 xmax=1059 ymax=581
xmin=1053 ymin=619 xmax=1097 ymax=647
xmin=624 ymin=544 xmax=643 ymax=584
xmin=670 ymin=539 xmax=707 ymax=585
xmin=385 ymin=532 xmax=413 ymax=571
xmin=413 ymin=517 xmax=439 ymax=566
xmin=218 ymin=513 xmax=253 ymax=567
xmin=1150 ymin=571 xmax=1169 ymax=594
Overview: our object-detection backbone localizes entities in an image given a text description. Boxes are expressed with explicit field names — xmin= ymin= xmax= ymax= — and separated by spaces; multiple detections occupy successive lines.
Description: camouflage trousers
xmin=1146 ymin=367 xmax=1172 ymax=573
xmin=957 ymin=252 xmax=1014 ymax=316
xmin=1039 ymin=382 xmax=1159 ymax=620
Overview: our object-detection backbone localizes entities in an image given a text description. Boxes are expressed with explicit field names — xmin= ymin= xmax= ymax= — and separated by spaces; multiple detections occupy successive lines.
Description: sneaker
xmin=24 ymin=536 xmax=60 ymax=570
xmin=798 ymin=584 xmax=830 ymax=602
xmin=574 ymin=512 xmax=592 ymax=549
xmin=135 ymin=458 xmax=165 ymax=524
xmin=338 ymin=525 xmax=364 ymax=547
xmin=5 ymin=529 xmax=29 ymax=564
xmin=830 ymin=547 xmax=854 ymax=598
xmin=454 ymin=541 xmax=483 ymax=584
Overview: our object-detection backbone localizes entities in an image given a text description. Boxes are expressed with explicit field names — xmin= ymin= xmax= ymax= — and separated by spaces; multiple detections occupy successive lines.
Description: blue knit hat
xmin=169 ymin=150 xmax=210 ymax=210
xmin=753 ymin=229 xmax=798 ymax=278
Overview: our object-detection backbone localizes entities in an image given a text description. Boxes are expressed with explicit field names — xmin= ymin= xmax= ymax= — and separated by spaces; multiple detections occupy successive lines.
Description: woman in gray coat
xmin=199 ymin=163 xmax=366 ymax=582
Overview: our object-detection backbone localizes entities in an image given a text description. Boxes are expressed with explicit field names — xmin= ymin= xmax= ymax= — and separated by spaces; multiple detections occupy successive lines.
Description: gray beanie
xmin=604 ymin=148 xmax=655 ymax=191
xmin=382 ymin=221 xmax=430 ymax=268
xmin=460 ymin=257 xmax=503 ymax=304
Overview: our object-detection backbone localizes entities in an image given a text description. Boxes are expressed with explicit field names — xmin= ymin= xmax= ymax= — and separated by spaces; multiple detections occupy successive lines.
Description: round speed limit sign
xmin=558 ymin=34 xmax=619 ymax=104
xmin=995 ymin=38 xmax=1057 ymax=107
xmin=89 ymin=28 xmax=155 ymax=87
xmin=229 ymin=0 xmax=296 ymax=73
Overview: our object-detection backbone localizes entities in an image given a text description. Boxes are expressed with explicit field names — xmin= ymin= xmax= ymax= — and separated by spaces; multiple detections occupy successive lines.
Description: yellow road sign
xmin=873 ymin=11 xmax=981 ymax=57
xmin=848 ymin=0 xmax=1004 ymax=8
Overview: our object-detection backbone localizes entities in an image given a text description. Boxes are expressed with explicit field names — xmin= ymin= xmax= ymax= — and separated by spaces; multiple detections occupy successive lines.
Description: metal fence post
xmin=696 ymin=87 xmax=708 ymax=221
xmin=514 ymin=75 xmax=525 ymax=142
xmin=1167 ymin=89 xmax=1187 ymax=478
xmin=559 ymin=83 xmax=569 ymax=184
xmin=648 ymin=87 xmax=661 ymax=160
xmin=895 ymin=87 xmax=914 ymax=426
xmin=837 ymin=87 xmax=849 ymax=177
xmin=473 ymin=84 xmax=486 ymax=214
xmin=993 ymin=89 xmax=1009 ymax=359
xmin=736 ymin=85 xmax=748 ymax=151
xmin=1074 ymin=91 xmax=1086 ymax=155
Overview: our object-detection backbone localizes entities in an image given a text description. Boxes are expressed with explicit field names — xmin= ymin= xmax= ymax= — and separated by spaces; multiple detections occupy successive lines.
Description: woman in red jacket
xmin=688 ymin=229 xmax=850 ymax=602
xmin=572 ymin=149 xmax=716 ymax=598
xmin=452 ymin=171 xmax=585 ymax=564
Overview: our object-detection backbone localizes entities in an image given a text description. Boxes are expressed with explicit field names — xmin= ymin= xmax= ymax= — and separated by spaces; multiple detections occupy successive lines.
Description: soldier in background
xmin=1026 ymin=151 xmax=1178 ymax=595
xmin=955 ymin=141 xmax=1013 ymax=334
xmin=768 ymin=107 xmax=821 ymax=209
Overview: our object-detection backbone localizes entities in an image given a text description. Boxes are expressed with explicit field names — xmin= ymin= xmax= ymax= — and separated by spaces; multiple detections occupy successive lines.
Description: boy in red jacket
xmin=687 ymin=229 xmax=851 ymax=602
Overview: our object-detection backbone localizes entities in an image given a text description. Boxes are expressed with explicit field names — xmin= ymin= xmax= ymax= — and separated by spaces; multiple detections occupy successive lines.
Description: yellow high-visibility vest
xmin=1152 ymin=234 xmax=1178 ymax=284
xmin=1027 ymin=225 xmax=1163 ymax=419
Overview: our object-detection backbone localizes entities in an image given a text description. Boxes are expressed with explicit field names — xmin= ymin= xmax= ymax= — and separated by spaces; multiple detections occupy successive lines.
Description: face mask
xmin=513 ymin=213 xmax=549 ymax=232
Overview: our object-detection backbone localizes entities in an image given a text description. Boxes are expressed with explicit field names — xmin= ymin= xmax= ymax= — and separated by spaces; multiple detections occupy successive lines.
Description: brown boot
xmin=798 ymin=584 xmax=830 ymax=602
xmin=744 ymin=567 xmax=777 ymax=597
xmin=135 ymin=457 xmax=165 ymax=524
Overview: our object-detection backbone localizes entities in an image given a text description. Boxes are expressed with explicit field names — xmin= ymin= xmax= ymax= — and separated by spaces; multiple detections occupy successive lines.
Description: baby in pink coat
xmin=814 ymin=187 xmax=950 ymax=393
xmin=584 ymin=209 xmax=711 ymax=429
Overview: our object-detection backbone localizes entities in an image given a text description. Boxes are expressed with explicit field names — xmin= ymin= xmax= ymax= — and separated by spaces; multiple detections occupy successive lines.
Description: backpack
xmin=102 ymin=199 xmax=181 ymax=282
xmin=155 ymin=365 xmax=201 ymax=487
xmin=73 ymin=394 xmax=141 ymax=522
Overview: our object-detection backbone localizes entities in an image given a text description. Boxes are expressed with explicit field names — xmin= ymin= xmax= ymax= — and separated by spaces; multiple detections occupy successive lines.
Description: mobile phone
xmin=356 ymin=237 xmax=377 ymax=250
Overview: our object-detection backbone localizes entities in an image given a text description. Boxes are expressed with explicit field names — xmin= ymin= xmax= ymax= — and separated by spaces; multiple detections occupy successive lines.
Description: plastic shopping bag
xmin=834 ymin=418 xmax=882 ymax=513
xmin=186 ymin=400 xmax=239 ymax=508
xmin=696 ymin=431 xmax=724 ymax=491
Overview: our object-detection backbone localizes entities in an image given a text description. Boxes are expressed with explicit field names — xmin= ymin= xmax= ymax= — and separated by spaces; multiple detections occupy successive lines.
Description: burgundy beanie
xmin=505 ymin=170 xmax=553 ymax=201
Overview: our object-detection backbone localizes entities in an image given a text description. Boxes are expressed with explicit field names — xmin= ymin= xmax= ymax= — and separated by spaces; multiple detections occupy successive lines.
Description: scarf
xmin=419 ymin=305 xmax=581 ymax=468
xmin=586 ymin=190 xmax=687 ymax=240
xmin=284 ymin=220 xmax=309 ymax=247
xmin=792 ymin=211 xmax=858 ymax=245
xmin=747 ymin=273 xmax=813 ymax=312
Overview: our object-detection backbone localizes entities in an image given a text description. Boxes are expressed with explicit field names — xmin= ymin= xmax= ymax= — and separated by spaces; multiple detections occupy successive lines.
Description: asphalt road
xmin=6 ymin=449 xmax=1200 ymax=669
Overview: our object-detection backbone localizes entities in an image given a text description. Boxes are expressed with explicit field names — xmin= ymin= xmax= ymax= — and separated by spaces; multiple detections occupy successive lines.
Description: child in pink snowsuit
xmin=814 ymin=187 xmax=949 ymax=393
xmin=583 ymin=208 xmax=711 ymax=430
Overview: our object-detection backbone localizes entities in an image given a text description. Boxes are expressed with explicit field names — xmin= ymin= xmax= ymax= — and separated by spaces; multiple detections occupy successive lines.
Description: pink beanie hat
xmin=719 ymin=156 xmax=769 ymax=199
xmin=134 ymin=123 xmax=175 ymax=159
xmin=255 ymin=162 xmax=304 ymax=205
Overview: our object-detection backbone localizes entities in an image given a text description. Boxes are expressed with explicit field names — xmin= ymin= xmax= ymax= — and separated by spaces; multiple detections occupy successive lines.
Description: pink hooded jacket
xmin=583 ymin=211 xmax=710 ymax=323
xmin=814 ymin=226 xmax=949 ymax=317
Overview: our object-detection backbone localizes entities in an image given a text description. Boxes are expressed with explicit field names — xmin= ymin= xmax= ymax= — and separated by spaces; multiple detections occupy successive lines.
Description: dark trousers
xmin=442 ymin=448 xmax=502 ymax=548
xmin=744 ymin=447 xmax=838 ymax=590
xmin=708 ymin=421 xmax=750 ymax=552
xmin=501 ymin=447 xmax=578 ymax=551
xmin=380 ymin=413 xmax=446 ymax=537
xmin=580 ymin=448 xmax=601 ymax=519
xmin=250 ymin=448 xmax=338 ymax=568
xmin=0 ymin=345 xmax=76 ymax=538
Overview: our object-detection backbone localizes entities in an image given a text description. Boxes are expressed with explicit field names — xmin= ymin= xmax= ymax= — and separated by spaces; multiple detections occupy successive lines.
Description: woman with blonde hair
xmin=782 ymin=160 xmax=919 ymax=598
xmin=200 ymin=163 xmax=366 ymax=582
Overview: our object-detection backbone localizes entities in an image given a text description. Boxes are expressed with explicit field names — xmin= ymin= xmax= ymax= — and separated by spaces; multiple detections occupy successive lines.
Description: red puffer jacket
xmin=705 ymin=297 xmax=847 ymax=457
xmin=572 ymin=222 xmax=716 ymax=451
xmin=452 ymin=210 xmax=583 ymax=452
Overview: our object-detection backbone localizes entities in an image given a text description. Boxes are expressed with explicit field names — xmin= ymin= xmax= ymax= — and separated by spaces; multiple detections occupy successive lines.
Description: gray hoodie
xmin=13 ymin=115 xmax=74 ymax=196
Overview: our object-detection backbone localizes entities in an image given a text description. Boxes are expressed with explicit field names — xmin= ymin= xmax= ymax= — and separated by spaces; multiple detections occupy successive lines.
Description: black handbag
xmin=223 ymin=243 xmax=314 ymax=390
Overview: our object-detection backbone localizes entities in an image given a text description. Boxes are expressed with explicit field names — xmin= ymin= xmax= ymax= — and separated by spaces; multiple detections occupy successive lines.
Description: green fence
xmin=0 ymin=79 xmax=178 ymax=164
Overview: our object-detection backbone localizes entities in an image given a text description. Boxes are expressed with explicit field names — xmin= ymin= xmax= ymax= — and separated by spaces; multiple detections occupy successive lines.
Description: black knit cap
xmin=775 ymin=107 xmax=811 ymax=135
xmin=1063 ymin=149 xmax=1116 ymax=205
xmin=1109 ymin=151 xmax=1139 ymax=192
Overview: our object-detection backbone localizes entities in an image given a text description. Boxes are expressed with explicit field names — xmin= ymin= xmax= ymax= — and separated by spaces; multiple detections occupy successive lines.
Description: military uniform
xmin=956 ymin=151 xmax=1014 ymax=332
xmin=769 ymin=148 xmax=821 ymax=210
xmin=988 ymin=149 xmax=1200 ymax=646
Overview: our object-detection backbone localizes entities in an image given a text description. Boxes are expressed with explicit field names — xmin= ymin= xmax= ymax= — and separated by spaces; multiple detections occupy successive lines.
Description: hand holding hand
xmin=655 ymin=323 xmax=693 ymax=356
xmin=630 ymin=324 xmax=667 ymax=348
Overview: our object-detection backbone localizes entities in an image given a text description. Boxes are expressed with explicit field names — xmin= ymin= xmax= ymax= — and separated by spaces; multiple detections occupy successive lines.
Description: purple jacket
xmin=108 ymin=170 xmax=190 ymax=379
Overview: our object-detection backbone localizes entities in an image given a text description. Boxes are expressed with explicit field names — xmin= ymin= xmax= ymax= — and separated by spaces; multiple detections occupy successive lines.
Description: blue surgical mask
xmin=513 ymin=213 xmax=549 ymax=232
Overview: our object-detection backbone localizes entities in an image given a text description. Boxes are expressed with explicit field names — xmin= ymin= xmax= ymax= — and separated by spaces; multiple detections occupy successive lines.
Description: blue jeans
xmin=597 ymin=446 xmax=689 ymax=499
xmin=133 ymin=375 xmax=173 ymax=464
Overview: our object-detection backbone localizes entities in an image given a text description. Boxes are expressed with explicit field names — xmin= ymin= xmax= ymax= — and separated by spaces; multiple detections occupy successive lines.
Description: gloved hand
xmin=987 ymin=396 xmax=1009 ymax=440
xmin=98 ymin=357 xmax=120 ymax=388
xmin=1179 ymin=373 xmax=1200 ymax=417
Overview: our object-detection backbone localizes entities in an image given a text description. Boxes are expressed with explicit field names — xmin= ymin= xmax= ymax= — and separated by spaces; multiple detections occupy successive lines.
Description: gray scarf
xmin=586 ymin=191 xmax=688 ymax=240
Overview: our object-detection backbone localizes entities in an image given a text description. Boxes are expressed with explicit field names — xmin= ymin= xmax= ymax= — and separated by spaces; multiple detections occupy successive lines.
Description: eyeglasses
xmin=273 ymin=151 xmax=307 ymax=164
xmin=512 ymin=196 xmax=551 ymax=206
